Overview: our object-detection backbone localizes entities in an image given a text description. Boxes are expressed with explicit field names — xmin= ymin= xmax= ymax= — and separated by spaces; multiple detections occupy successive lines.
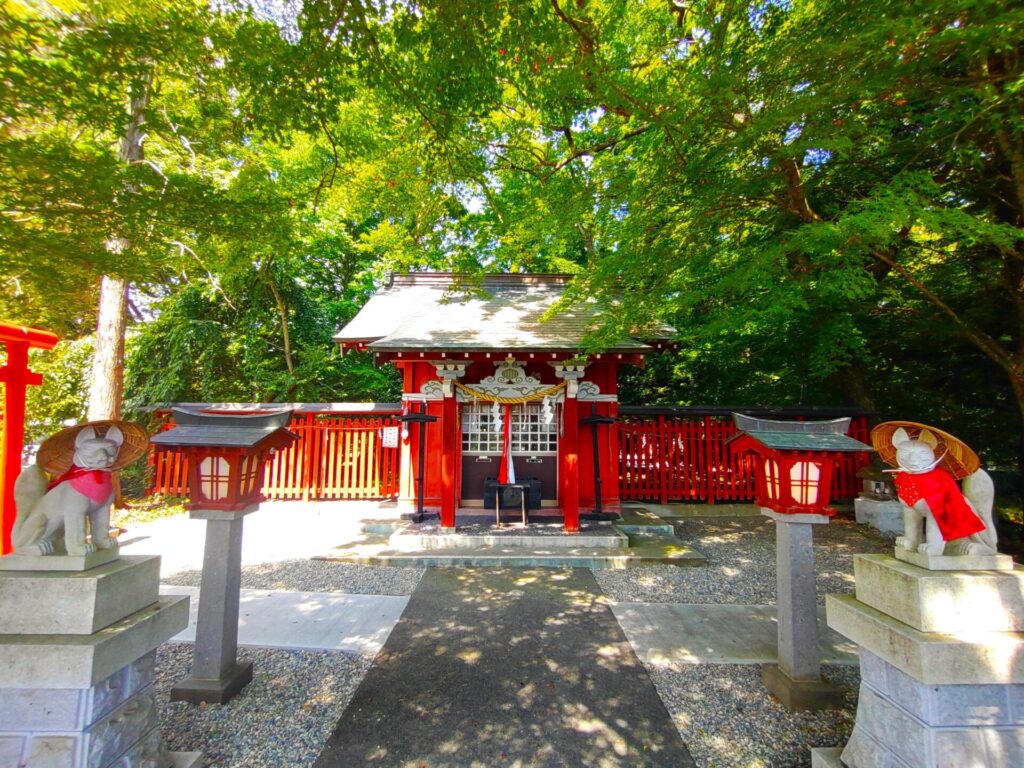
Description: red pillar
xmin=0 ymin=323 xmax=59 ymax=554
xmin=561 ymin=396 xmax=580 ymax=532
xmin=439 ymin=393 xmax=458 ymax=528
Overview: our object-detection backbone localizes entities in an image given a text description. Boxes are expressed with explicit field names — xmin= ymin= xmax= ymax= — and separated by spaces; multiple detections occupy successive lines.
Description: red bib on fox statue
xmin=893 ymin=468 xmax=985 ymax=542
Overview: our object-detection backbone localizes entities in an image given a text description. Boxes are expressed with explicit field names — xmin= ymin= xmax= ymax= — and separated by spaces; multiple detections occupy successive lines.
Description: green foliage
xmin=7 ymin=0 xmax=1024 ymax=486
xmin=24 ymin=336 xmax=93 ymax=443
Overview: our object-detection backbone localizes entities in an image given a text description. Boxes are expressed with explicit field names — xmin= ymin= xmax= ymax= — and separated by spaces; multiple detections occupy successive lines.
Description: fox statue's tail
xmin=11 ymin=464 xmax=48 ymax=549
xmin=962 ymin=468 xmax=997 ymax=552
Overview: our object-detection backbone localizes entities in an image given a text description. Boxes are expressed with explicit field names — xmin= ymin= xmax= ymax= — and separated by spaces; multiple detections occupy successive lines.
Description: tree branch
xmin=870 ymin=246 xmax=1016 ymax=373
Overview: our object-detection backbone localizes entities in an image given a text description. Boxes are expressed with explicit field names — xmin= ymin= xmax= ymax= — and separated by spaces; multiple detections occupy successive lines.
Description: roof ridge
xmin=389 ymin=272 xmax=576 ymax=287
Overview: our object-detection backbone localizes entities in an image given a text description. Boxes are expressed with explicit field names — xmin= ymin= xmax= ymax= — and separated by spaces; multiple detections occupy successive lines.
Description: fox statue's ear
xmin=105 ymin=425 xmax=124 ymax=448
xmin=892 ymin=427 xmax=911 ymax=447
xmin=918 ymin=429 xmax=939 ymax=450
xmin=75 ymin=426 xmax=98 ymax=448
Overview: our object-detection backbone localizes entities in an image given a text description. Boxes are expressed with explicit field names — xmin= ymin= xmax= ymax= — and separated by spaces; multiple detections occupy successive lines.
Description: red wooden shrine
xmin=0 ymin=321 xmax=60 ymax=554
xmin=335 ymin=273 xmax=672 ymax=531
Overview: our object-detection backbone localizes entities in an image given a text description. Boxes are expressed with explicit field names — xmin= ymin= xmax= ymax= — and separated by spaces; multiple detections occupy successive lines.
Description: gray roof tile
xmin=335 ymin=273 xmax=671 ymax=352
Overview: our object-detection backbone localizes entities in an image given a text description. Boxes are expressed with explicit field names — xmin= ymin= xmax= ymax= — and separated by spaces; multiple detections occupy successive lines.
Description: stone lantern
xmin=150 ymin=407 xmax=296 ymax=704
xmin=729 ymin=413 xmax=871 ymax=711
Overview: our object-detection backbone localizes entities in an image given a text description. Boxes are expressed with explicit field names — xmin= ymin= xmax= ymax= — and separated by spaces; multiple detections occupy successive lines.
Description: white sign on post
xmin=381 ymin=426 xmax=400 ymax=448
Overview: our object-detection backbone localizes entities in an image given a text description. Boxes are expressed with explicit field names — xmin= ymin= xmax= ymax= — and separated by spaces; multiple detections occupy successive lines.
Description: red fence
xmin=149 ymin=406 xmax=402 ymax=501
xmin=150 ymin=403 xmax=872 ymax=505
xmin=617 ymin=409 xmax=871 ymax=504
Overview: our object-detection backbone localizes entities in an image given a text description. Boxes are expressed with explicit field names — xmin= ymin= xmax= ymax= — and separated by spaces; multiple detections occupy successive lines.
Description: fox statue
xmin=11 ymin=425 xmax=123 ymax=557
xmin=890 ymin=427 xmax=998 ymax=558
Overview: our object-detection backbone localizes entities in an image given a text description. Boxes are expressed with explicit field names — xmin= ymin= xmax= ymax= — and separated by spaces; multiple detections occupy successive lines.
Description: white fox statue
xmin=889 ymin=427 xmax=998 ymax=557
xmin=11 ymin=425 xmax=123 ymax=557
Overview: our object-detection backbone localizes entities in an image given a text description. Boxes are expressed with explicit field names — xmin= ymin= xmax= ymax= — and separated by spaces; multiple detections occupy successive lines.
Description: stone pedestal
xmin=0 ymin=553 xmax=199 ymax=768
xmin=825 ymin=553 xmax=1024 ymax=767
xmin=171 ymin=506 xmax=254 ymax=705
xmin=853 ymin=497 xmax=904 ymax=536
xmin=762 ymin=510 xmax=844 ymax=711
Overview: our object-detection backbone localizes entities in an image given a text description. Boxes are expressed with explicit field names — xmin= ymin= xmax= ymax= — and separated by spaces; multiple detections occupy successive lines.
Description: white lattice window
xmin=461 ymin=402 xmax=557 ymax=455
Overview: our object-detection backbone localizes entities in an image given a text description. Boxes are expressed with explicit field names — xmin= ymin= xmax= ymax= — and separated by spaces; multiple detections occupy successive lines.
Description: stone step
xmin=318 ymin=539 xmax=706 ymax=569
xmin=0 ymin=556 xmax=160 ymax=636
xmin=613 ymin=507 xmax=675 ymax=537
xmin=826 ymin=594 xmax=1024 ymax=685
xmin=0 ymin=596 xmax=189 ymax=690
xmin=853 ymin=554 xmax=1024 ymax=633
xmin=387 ymin=528 xmax=629 ymax=551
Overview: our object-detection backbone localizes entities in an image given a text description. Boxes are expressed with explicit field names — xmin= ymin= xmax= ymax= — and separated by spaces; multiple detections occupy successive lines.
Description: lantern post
xmin=580 ymin=404 xmax=617 ymax=520
xmin=729 ymin=413 xmax=871 ymax=711
xmin=399 ymin=403 xmax=438 ymax=523
xmin=151 ymin=406 xmax=296 ymax=704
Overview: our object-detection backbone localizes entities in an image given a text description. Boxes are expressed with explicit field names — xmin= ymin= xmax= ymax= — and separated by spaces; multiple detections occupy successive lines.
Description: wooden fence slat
xmin=617 ymin=414 xmax=870 ymax=505
xmin=149 ymin=410 xmax=403 ymax=501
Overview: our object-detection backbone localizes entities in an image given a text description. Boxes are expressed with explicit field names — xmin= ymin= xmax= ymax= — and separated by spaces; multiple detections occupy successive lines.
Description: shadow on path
xmin=315 ymin=567 xmax=695 ymax=768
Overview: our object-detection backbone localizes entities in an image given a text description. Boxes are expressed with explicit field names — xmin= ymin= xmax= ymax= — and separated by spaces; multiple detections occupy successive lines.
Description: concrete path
xmin=610 ymin=602 xmax=858 ymax=666
xmin=161 ymin=586 xmax=408 ymax=655
xmin=118 ymin=501 xmax=401 ymax=578
xmin=314 ymin=567 xmax=696 ymax=768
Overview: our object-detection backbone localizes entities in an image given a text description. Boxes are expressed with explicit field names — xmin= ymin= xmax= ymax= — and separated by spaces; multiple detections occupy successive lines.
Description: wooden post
xmin=561 ymin=396 xmax=579 ymax=532
xmin=0 ymin=323 xmax=59 ymax=554
xmin=658 ymin=415 xmax=668 ymax=504
xmin=440 ymin=394 xmax=458 ymax=528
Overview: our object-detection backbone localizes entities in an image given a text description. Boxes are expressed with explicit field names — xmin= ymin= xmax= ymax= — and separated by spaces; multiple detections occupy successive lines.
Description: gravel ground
xmin=649 ymin=663 xmax=860 ymax=768
xmin=155 ymin=643 xmax=373 ymax=767
xmin=161 ymin=559 xmax=424 ymax=595
xmin=594 ymin=514 xmax=893 ymax=605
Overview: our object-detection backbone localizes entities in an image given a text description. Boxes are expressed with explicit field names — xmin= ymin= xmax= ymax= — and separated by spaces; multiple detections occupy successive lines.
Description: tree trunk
xmin=87 ymin=70 xmax=151 ymax=506
xmin=88 ymin=68 xmax=149 ymax=419
xmin=87 ymin=276 xmax=129 ymax=421
xmin=268 ymin=276 xmax=298 ymax=400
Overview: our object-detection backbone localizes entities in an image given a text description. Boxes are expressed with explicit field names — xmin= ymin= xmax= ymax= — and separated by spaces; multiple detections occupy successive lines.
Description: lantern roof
xmin=334 ymin=272 xmax=674 ymax=353
xmin=150 ymin=407 xmax=296 ymax=449
xmin=729 ymin=413 xmax=871 ymax=453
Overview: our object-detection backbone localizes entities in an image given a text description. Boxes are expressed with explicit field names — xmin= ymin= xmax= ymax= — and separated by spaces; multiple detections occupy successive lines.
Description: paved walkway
xmin=158 ymin=585 xmax=856 ymax=666
xmin=314 ymin=567 xmax=697 ymax=768
xmin=611 ymin=602 xmax=857 ymax=666
xmin=161 ymin=586 xmax=408 ymax=654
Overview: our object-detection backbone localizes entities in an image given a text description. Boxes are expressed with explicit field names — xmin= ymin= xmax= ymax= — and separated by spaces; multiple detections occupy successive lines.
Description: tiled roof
xmin=334 ymin=273 xmax=672 ymax=352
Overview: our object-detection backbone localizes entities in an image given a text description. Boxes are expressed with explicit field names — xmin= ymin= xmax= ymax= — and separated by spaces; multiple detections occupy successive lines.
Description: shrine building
xmin=334 ymin=273 xmax=671 ymax=532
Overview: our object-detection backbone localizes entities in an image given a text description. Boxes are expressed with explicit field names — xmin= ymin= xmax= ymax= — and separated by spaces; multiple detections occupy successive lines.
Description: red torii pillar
xmin=0 ymin=322 xmax=59 ymax=554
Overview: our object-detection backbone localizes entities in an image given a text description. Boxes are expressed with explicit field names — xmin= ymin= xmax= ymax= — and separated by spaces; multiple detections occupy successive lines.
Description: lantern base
xmin=170 ymin=660 xmax=254 ymax=705
xmin=761 ymin=663 xmax=844 ymax=712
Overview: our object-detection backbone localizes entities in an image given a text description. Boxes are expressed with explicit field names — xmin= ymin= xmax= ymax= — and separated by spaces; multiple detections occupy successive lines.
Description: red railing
xmin=617 ymin=408 xmax=872 ymax=504
xmin=149 ymin=405 xmax=402 ymax=501
xmin=149 ymin=403 xmax=871 ymax=505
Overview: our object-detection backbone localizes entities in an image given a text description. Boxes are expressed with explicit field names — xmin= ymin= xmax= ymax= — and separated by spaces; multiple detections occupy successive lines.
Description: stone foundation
xmin=825 ymin=554 xmax=1024 ymax=767
xmin=0 ymin=554 xmax=196 ymax=768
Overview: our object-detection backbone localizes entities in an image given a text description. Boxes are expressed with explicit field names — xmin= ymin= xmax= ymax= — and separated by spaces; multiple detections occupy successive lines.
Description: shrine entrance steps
xmin=315 ymin=508 xmax=707 ymax=569
xmin=313 ymin=567 xmax=697 ymax=768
